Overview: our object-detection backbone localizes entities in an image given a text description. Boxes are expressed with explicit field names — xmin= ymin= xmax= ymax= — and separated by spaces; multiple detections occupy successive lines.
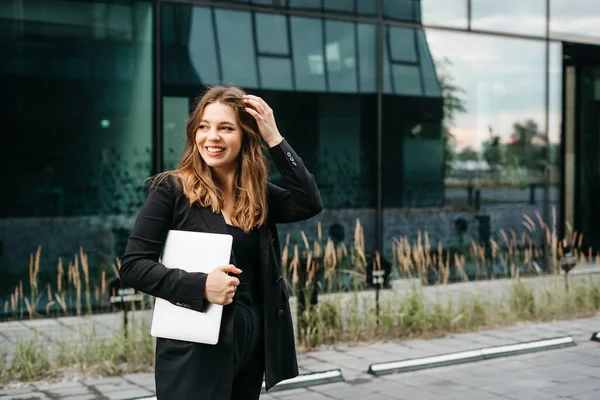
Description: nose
xmin=207 ymin=126 xmax=220 ymax=141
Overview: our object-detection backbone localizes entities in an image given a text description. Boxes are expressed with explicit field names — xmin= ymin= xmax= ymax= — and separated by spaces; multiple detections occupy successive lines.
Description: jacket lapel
xmin=198 ymin=206 xmax=228 ymax=235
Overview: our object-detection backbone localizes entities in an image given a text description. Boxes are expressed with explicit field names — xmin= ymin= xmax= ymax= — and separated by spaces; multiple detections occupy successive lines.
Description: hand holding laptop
xmin=205 ymin=264 xmax=242 ymax=305
xmin=150 ymin=230 xmax=234 ymax=344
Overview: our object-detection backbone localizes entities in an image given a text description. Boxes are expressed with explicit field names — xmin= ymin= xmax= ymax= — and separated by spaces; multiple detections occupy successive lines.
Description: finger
xmin=244 ymin=107 xmax=260 ymax=120
xmin=243 ymin=98 xmax=265 ymax=115
xmin=245 ymin=95 xmax=272 ymax=114
xmin=219 ymin=264 xmax=242 ymax=274
xmin=243 ymin=94 xmax=268 ymax=108
xmin=230 ymin=277 xmax=240 ymax=287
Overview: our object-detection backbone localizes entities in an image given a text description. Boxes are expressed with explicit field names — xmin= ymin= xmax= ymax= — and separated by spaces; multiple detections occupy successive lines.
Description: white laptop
xmin=150 ymin=230 xmax=233 ymax=345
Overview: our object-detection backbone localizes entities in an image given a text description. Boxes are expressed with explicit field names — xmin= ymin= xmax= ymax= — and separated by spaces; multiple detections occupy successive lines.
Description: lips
xmin=205 ymin=146 xmax=225 ymax=155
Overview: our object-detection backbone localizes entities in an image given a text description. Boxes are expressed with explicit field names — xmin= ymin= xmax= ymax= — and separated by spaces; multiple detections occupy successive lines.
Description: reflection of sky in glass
xmin=551 ymin=0 xmax=600 ymax=41
xmin=548 ymin=43 xmax=562 ymax=144
xmin=420 ymin=0 xmax=467 ymax=28
xmin=425 ymin=30 xmax=549 ymax=151
xmin=471 ymin=0 xmax=546 ymax=37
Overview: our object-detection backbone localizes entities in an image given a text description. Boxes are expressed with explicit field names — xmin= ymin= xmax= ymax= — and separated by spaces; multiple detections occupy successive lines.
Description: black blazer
xmin=120 ymin=139 xmax=323 ymax=400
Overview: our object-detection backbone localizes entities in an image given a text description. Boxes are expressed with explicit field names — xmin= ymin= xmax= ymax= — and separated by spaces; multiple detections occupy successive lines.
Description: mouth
xmin=205 ymin=146 xmax=225 ymax=155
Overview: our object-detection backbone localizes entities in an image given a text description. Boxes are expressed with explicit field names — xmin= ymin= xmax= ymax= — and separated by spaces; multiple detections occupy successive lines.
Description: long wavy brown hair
xmin=157 ymin=85 xmax=268 ymax=232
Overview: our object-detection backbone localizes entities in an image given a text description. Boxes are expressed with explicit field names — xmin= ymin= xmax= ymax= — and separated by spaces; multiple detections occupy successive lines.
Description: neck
xmin=212 ymin=167 xmax=237 ymax=198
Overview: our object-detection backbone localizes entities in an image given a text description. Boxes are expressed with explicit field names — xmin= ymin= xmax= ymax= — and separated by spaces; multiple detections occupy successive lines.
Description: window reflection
xmin=165 ymin=5 xmax=377 ymax=94
xmin=162 ymin=4 xmax=378 ymax=210
xmin=471 ymin=0 xmax=546 ymax=37
xmin=256 ymin=13 xmax=289 ymax=55
xmin=215 ymin=9 xmax=258 ymax=87
xmin=291 ymin=17 xmax=326 ymax=91
xmin=383 ymin=26 xmax=442 ymax=97
xmin=551 ymin=0 xmax=600 ymax=41
xmin=258 ymin=57 xmax=293 ymax=90
xmin=161 ymin=4 xmax=379 ymax=256
xmin=420 ymin=0 xmax=467 ymax=28
xmin=383 ymin=30 xmax=548 ymax=262
xmin=0 ymin=0 xmax=153 ymax=218
xmin=383 ymin=0 xmax=419 ymax=23
xmin=326 ymin=20 xmax=358 ymax=93
xmin=548 ymin=42 xmax=562 ymax=210
xmin=0 ymin=0 xmax=153 ymax=311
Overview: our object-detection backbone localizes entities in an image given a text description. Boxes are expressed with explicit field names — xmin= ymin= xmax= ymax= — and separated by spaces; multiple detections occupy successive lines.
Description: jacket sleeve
xmin=119 ymin=176 xmax=208 ymax=312
xmin=268 ymin=138 xmax=324 ymax=223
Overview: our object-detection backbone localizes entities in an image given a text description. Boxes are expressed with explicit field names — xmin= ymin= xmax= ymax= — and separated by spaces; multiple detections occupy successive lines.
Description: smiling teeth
xmin=207 ymin=147 xmax=224 ymax=153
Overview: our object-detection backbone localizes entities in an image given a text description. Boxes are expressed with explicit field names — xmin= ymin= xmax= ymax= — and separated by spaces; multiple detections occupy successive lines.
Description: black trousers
xmin=231 ymin=284 xmax=264 ymax=400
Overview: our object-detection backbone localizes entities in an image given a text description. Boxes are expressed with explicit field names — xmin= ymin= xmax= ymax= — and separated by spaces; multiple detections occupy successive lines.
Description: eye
xmin=221 ymin=126 xmax=234 ymax=131
xmin=198 ymin=124 xmax=208 ymax=130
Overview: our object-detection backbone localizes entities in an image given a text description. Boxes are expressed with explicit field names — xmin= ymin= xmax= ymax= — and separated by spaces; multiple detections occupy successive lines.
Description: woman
xmin=119 ymin=85 xmax=323 ymax=399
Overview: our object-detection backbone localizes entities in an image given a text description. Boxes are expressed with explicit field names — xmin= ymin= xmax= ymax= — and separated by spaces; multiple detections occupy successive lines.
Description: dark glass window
xmin=217 ymin=0 xmax=379 ymax=16
xmin=383 ymin=26 xmax=442 ymax=96
xmin=383 ymin=0 xmax=420 ymax=23
xmin=162 ymin=4 xmax=378 ymax=255
xmin=291 ymin=17 xmax=327 ymax=91
xmin=258 ymin=57 xmax=294 ymax=89
xmin=388 ymin=27 xmax=418 ymax=63
xmin=324 ymin=0 xmax=354 ymax=12
xmin=0 ymin=0 xmax=153 ymax=310
xmin=358 ymin=24 xmax=377 ymax=93
xmin=326 ymin=20 xmax=358 ymax=93
xmin=256 ymin=13 xmax=289 ymax=55
xmin=288 ymin=0 xmax=320 ymax=9
xmin=215 ymin=9 xmax=259 ymax=87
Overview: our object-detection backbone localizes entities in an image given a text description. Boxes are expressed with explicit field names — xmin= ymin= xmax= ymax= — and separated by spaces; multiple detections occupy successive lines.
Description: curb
xmin=261 ymin=369 xmax=344 ymax=393
xmin=130 ymin=369 xmax=345 ymax=399
xmin=367 ymin=336 xmax=575 ymax=376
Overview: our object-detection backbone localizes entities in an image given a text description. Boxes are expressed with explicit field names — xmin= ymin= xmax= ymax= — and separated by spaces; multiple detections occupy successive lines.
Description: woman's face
xmin=195 ymin=102 xmax=243 ymax=174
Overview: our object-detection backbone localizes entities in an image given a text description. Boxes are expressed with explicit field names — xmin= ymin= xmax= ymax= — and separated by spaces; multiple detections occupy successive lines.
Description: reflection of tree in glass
xmin=482 ymin=126 xmax=502 ymax=173
xmin=506 ymin=119 xmax=545 ymax=172
xmin=457 ymin=146 xmax=478 ymax=161
xmin=435 ymin=57 xmax=467 ymax=173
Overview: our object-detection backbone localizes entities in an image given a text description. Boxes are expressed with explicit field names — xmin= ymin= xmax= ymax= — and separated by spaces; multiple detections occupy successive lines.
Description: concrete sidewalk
xmin=1 ymin=315 xmax=599 ymax=399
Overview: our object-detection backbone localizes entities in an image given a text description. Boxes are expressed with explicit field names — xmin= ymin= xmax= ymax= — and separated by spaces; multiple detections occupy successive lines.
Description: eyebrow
xmin=200 ymin=119 xmax=235 ymax=125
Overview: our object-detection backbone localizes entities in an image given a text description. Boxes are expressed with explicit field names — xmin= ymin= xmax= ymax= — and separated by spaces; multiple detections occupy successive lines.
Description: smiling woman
xmin=119 ymin=85 xmax=323 ymax=399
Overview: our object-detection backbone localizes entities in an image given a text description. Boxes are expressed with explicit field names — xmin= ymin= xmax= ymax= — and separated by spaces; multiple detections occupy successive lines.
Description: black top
xmin=227 ymin=223 xmax=261 ymax=302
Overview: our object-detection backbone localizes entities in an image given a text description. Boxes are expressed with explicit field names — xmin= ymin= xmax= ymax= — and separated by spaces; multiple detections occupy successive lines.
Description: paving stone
xmin=62 ymin=395 xmax=98 ymax=400
xmin=0 ymin=387 xmax=37 ymax=396
xmin=94 ymin=383 xmax=140 ymax=395
xmin=354 ymin=378 xmax=408 ymax=393
xmin=573 ymin=391 xmax=600 ymax=400
xmin=83 ymin=377 xmax=127 ymax=386
xmin=35 ymin=381 xmax=87 ymax=393
xmin=0 ymin=393 xmax=52 ymax=400
xmin=270 ymin=387 xmax=309 ymax=398
xmin=103 ymin=388 xmax=153 ymax=400
xmin=538 ymin=381 xmax=599 ymax=397
xmin=281 ymin=392 xmax=330 ymax=400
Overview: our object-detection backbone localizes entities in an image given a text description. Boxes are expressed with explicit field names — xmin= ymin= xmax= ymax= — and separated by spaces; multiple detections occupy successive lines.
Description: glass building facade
xmin=1 ymin=0 xmax=599 ymax=312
